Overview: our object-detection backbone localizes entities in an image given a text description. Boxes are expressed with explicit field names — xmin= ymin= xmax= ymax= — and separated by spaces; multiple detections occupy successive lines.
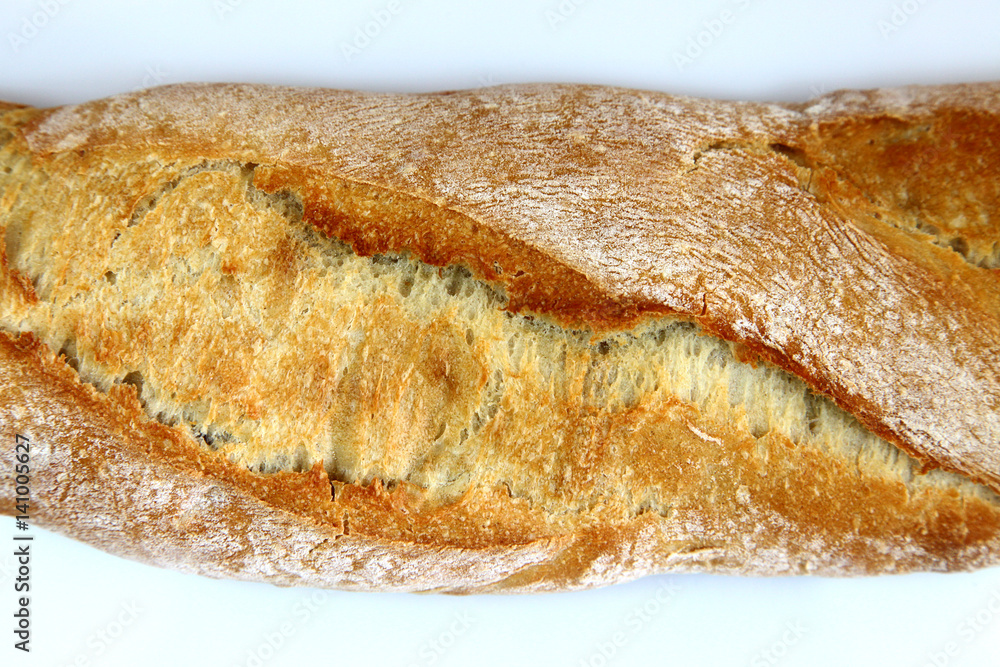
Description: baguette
xmin=0 ymin=82 xmax=998 ymax=592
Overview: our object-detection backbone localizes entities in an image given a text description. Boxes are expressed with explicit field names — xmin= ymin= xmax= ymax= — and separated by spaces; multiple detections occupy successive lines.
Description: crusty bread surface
xmin=0 ymin=82 xmax=998 ymax=592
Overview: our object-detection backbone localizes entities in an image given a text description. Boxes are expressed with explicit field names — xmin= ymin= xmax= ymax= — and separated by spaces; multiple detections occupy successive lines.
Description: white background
xmin=3 ymin=1 xmax=1000 ymax=666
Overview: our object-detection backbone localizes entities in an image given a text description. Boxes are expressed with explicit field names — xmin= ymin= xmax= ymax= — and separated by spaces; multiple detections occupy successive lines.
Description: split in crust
xmin=0 ymin=82 xmax=998 ymax=592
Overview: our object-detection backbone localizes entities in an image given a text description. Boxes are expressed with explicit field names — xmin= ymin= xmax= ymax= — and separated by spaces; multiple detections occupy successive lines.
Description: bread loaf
xmin=0 ymin=82 xmax=998 ymax=592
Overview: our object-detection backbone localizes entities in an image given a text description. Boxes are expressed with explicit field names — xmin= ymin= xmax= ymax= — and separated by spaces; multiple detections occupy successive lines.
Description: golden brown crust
xmin=784 ymin=83 xmax=1000 ymax=269
xmin=19 ymin=82 xmax=999 ymax=488
xmin=0 ymin=331 xmax=573 ymax=592
xmin=1 ymin=82 xmax=999 ymax=592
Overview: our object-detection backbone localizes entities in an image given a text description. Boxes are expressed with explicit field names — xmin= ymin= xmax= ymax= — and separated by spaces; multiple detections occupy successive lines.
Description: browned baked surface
xmin=0 ymin=82 xmax=998 ymax=592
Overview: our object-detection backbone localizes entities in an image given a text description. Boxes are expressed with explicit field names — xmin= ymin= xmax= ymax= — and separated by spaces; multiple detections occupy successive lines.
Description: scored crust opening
xmin=2 ymin=142 xmax=996 ymax=523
